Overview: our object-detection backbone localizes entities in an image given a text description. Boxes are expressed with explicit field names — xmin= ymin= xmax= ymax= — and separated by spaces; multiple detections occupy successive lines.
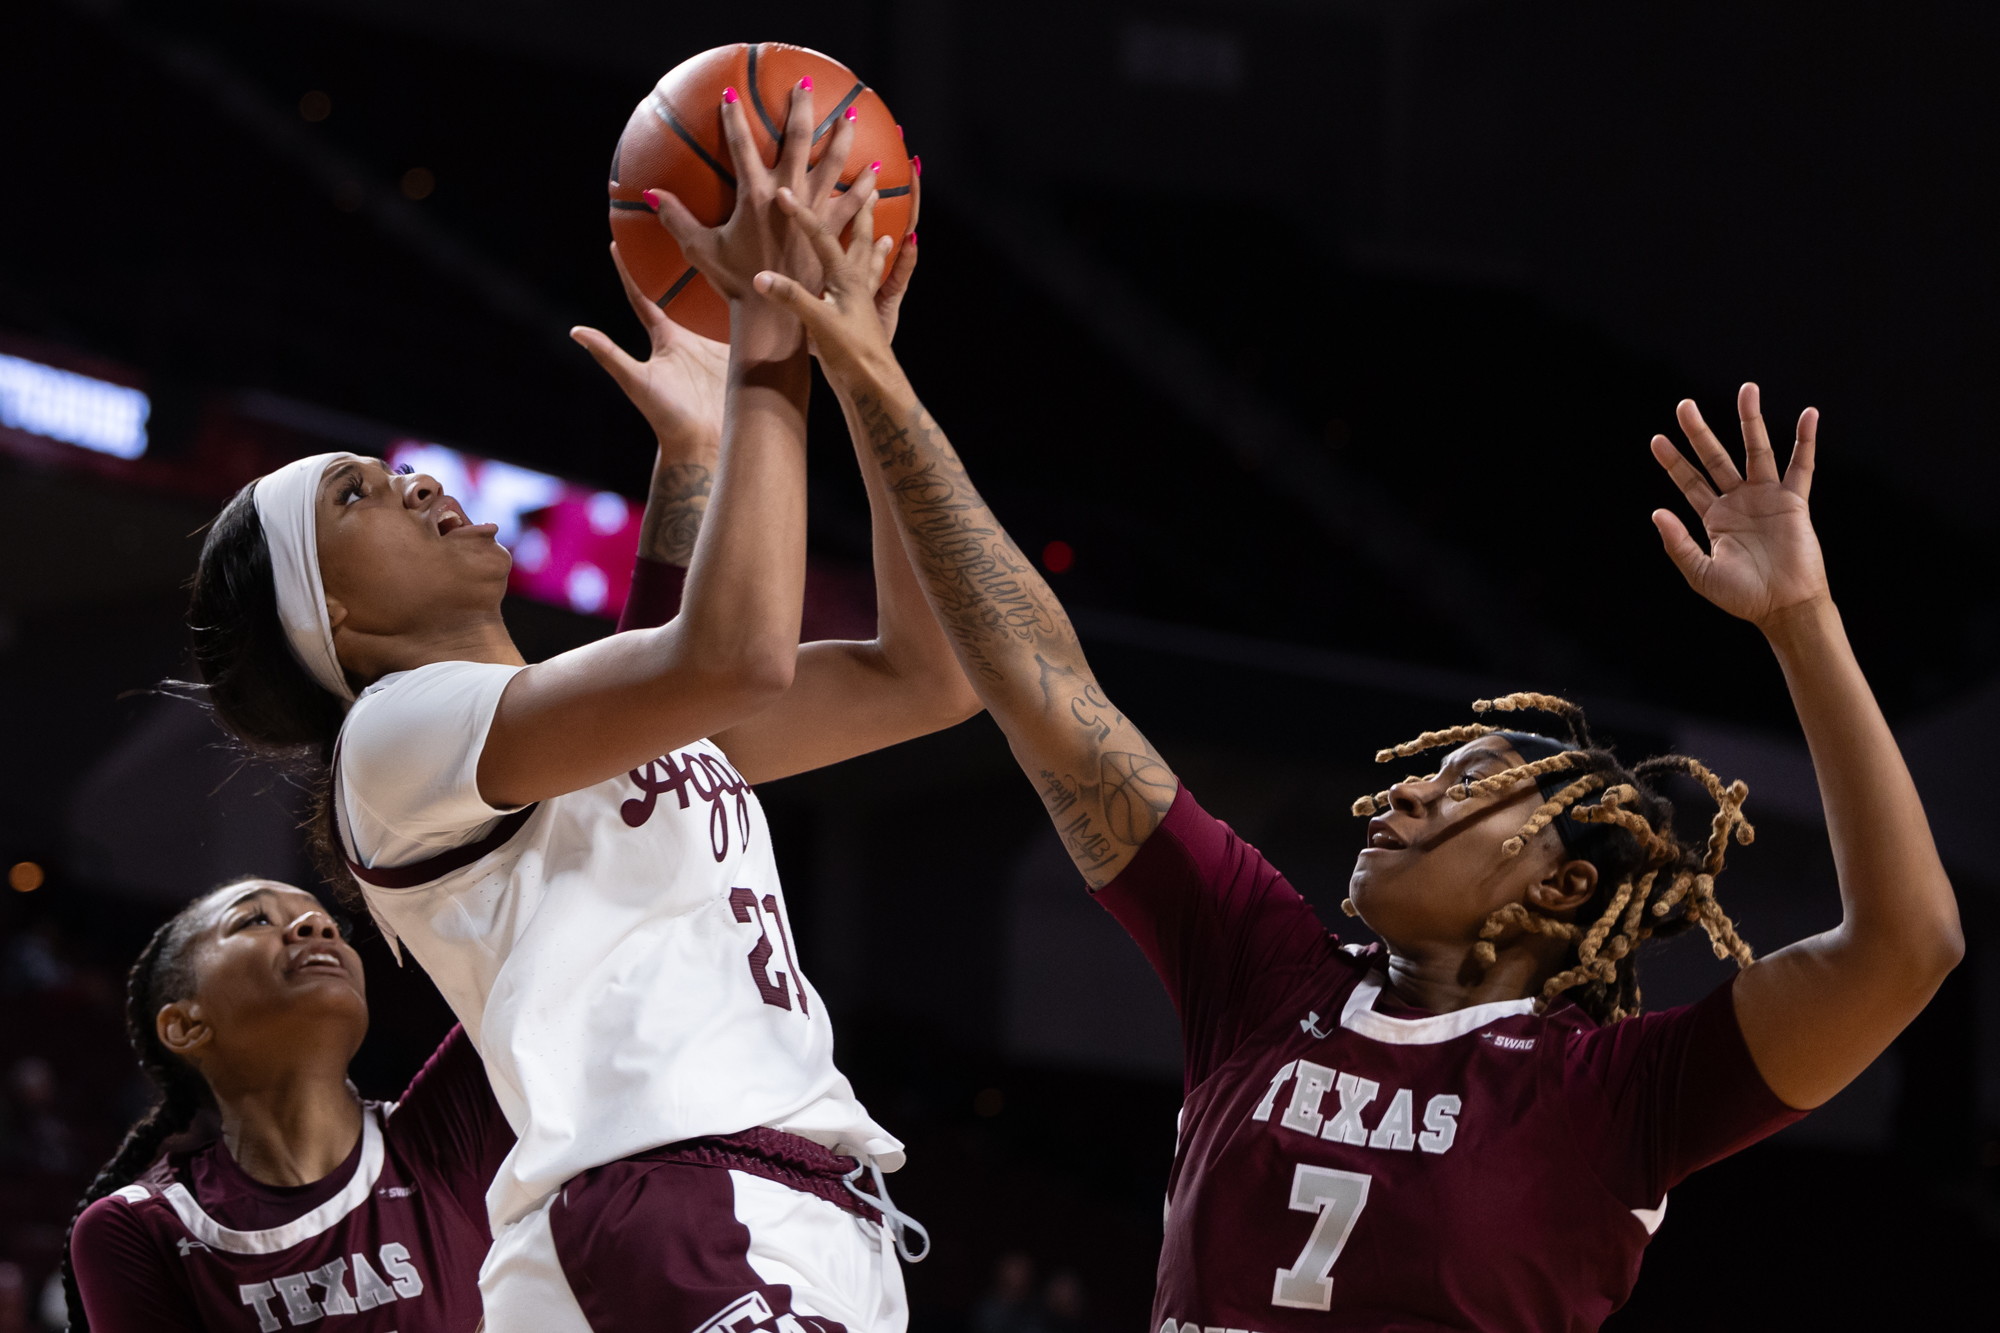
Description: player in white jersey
xmin=180 ymin=82 xmax=974 ymax=1332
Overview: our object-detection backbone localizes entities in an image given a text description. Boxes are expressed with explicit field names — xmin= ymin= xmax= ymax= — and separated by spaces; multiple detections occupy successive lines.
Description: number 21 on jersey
xmin=1272 ymin=1163 xmax=1371 ymax=1311
xmin=729 ymin=887 xmax=808 ymax=1015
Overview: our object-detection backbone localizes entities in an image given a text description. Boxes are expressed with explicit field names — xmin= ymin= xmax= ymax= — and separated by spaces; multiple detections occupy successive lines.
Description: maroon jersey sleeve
xmin=1096 ymin=785 xmax=1343 ymax=1091
xmin=616 ymin=555 xmax=687 ymax=633
xmin=69 ymin=1195 xmax=206 ymax=1333
xmin=386 ymin=1024 xmax=515 ymax=1227
xmin=1561 ymin=974 xmax=1806 ymax=1208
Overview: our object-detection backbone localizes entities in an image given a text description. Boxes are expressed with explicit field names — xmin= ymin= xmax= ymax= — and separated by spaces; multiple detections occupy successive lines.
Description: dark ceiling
xmin=3 ymin=0 xmax=1995 ymax=729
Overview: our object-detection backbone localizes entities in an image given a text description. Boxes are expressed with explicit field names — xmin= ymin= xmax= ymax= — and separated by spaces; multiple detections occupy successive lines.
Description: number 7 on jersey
xmin=1272 ymin=1164 xmax=1372 ymax=1311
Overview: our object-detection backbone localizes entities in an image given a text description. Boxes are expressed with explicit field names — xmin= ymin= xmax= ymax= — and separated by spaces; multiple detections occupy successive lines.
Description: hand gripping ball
xmin=607 ymin=43 xmax=913 ymax=342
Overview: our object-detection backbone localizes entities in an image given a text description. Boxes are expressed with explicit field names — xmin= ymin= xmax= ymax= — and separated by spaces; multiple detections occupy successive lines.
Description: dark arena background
xmin=2 ymin=1 xmax=1997 ymax=1328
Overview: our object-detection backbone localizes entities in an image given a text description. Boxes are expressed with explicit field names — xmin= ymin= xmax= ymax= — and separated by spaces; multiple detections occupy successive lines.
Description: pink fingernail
xmin=908 ymin=231 xmax=918 ymax=247
xmin=641 ymin=189 xmax=661 ymax=210
xmin=799 ymin=76 xmax=813 ymax=91
xmin=868 ymin=160 xmax=881 ymax=173
xmin=911 ymin=155 xmax=922 ymax=177
xmin=895 ymin=124 xmax=904 ymax=138
xmin=844 ymin=106 xmax=858 ymax=122
xmin=722 ymin=87 xmax=738 ymax=104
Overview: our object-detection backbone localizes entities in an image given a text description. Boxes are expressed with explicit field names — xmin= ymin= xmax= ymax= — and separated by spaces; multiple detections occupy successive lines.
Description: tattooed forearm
xmin=1036 ymin=744 xmax=1177 ymax=886
xmin=1101 ymin=750 xmax=1177 ymax=845
xmin=855 ymin=392 xmax=917 ymax=470
xmin=853 ymin=390 xmax=1078 ymax=684
xmin=640 ymin=461 xmax=713 ymax=567
xmin=850 ymin=377 xmax=1180 ymax=887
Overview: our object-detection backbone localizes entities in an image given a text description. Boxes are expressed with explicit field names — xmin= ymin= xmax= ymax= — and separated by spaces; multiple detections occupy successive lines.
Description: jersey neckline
xmin=1341 ymin=971 xmax=1537 ymax=1045
xmin=157 ymin=1106 xmax=386 ymax=1255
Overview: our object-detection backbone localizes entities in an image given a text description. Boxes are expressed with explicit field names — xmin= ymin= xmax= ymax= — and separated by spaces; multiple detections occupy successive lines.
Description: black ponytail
xmin=182 ymin=482 xmax=351 ymax=896
xmin=59 ymin=898 xmax=220 ymax=1333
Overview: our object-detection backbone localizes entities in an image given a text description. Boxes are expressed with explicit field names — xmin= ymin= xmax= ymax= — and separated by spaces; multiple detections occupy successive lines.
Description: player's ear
xmin=1526 ymin=859 xmax=1597 ymax=914
xmin=158 ymin=1000 xmax=212 ymax=1062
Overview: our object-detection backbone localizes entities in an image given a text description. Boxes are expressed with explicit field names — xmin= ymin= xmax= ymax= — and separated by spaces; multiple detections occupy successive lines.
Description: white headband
xmin=252 ymin=452 xmax=359 ymax=704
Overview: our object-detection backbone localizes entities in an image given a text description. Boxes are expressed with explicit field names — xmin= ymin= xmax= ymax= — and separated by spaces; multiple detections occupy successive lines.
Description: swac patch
xmin=1482 ymin=1032 xmax=1536 ymax=1052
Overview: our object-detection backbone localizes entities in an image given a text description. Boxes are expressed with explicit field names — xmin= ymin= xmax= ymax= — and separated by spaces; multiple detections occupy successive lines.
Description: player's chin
xmin=284 ymin=968 xmax=369 ymax=1012
xmin=1348 ymin=848 xmax=1413 ymax=892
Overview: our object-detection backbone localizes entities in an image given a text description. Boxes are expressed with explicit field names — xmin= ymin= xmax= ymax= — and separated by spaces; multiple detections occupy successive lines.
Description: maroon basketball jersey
xmin=70 ymin=1025 xmax=512 ymax=1333
xmin=1096 ymin=787 xmax=1804 ymax=1333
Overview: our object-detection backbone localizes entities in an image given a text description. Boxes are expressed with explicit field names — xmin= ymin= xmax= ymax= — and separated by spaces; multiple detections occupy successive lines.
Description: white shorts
xmin=480 ymin=1161 xmax=908 ymax=1333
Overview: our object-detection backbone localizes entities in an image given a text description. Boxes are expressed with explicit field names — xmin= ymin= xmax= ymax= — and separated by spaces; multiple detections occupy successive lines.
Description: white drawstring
xmin=843 ymin=1158 xmax=930 ymax=1263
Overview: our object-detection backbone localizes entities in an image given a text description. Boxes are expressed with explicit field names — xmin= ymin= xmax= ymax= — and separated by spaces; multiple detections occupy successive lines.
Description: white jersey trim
xmin=1340 ymin=973 xmax=1536 ymax=1045
xmin=1632 ymin=1195 xmax=1669 ymax=1235
xmin=158 ymin=1107 xmax=385 ymax=1254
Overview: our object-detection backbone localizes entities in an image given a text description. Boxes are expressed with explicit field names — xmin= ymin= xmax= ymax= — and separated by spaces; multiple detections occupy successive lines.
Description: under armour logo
xmin=1300 ymin=1011 xmax=1334 ymax=1039
xmin=176 ymin=1238 xmax=211 ymax=1257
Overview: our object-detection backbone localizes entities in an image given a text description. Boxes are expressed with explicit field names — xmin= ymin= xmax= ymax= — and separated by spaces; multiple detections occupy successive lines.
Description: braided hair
xmin=58 ymin=889 xmax=230 ymax=1333
xmin=1350 ymin=693 xmax=1756 ymax=1025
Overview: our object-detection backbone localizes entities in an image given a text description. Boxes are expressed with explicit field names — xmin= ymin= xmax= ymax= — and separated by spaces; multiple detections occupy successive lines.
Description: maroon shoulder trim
xmin=344 ymin=804 xmax=539 ymax=888
xmin=330 ymin=743 xmax=538 ymax=890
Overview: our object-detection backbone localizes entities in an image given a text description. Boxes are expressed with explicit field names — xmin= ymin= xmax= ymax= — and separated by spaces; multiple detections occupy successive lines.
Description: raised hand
xmin=570 ymin=243 xmax=726 ymax=565
xmin=750 ymin=184 xmax=901 ymax=382
xmin=571 ymin=242 xmax=727 ymax=455
xmin=645 ymin=80 xmax=858 ymax=308
xmin=1649 ymin=383 xmax=1829 ymax=629
xmin=870 ymin=168 xmax=919 ymax=344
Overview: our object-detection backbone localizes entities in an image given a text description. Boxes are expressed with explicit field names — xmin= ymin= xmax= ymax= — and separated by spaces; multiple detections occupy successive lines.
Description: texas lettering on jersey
xmin=1249 ymin=1055 xmax=1462 ymax=1155
xmin=234 ymin=1243 xmax=423 ymax=1331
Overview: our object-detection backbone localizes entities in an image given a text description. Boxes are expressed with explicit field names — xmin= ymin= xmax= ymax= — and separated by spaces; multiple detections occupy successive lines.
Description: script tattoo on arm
xmin=856 ymin=379 xmax=1178 ymax=888
xmin=639 ymin=461 xmax=713 ymax=567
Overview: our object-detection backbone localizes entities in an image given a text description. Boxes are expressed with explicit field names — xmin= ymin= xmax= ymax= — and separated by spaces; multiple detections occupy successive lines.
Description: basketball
xmin=607 ymin=43 xmax=913 ymax=343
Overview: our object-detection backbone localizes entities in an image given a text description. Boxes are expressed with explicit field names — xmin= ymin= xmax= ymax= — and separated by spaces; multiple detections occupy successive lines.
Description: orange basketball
xmin=607 ymin=43 xmax=913 ymax=343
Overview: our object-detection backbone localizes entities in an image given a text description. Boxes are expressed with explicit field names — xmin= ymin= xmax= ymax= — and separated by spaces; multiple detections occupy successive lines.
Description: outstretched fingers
xmin=1737 ymin=382 xmax=1779 ymax=484
xmin=775 ymin=79 xmax=816 ymax=187
xmin=1651 ymin=508 xmax=1713 ymax=593
xmin=1650 ymin=433 xmax=1717 ymax=517
xmin=806 ymin=108 xmax=856 ymax=206
xmin=772 ymin=186 xmax=856 ymax=296
xmin=750 ymin=269 xmax=829 ymax=332
xmin=568 ymin=323 xmax=642 ymax=392
xmin=716 ymin=93 xmax=764 ymax=189
xmin=847 ymin=180 xmax=885 ymax=278
xmin=1784 ymin=406 xmax=1819 ymax=500
xmin=1676 ymin=397 xmax=1744 ymax=491
xmin=608 ymin=242 xmax=669 ymax=336
xmin=822 ymin=161 xmax=878 ymax=248
xmin=875 ymin=233 xmax=919 ymax=338
xmin=645 ymin=188 xmax=706 ymax=250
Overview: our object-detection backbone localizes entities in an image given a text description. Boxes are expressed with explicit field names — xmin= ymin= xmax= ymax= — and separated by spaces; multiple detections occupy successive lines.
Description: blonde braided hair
xmin=1355 ymin=693 xmax=1758 ymax=1024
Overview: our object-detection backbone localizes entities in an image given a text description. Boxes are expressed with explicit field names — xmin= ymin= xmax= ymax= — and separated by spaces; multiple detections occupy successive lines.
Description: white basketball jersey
xmin=334 ymin=661 xmax=902 ymax=1230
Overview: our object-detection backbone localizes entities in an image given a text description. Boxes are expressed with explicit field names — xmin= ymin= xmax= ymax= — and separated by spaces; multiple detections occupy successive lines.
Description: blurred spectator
xmin=35 ymin=1272 xmax=64 ymax=1332
xmin=0 ymin=1262 xmax=27 ymax=1333
xmin=974 ymin=1252 xmax=1044 ymax=1333
xmin=1042 ymin=1270 xmax=1090 ymax=1333
xmin=2 ymin=1058 xmax=76 ymax=1176
xmin=0 ymin=925 xmax=69 ymax=996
